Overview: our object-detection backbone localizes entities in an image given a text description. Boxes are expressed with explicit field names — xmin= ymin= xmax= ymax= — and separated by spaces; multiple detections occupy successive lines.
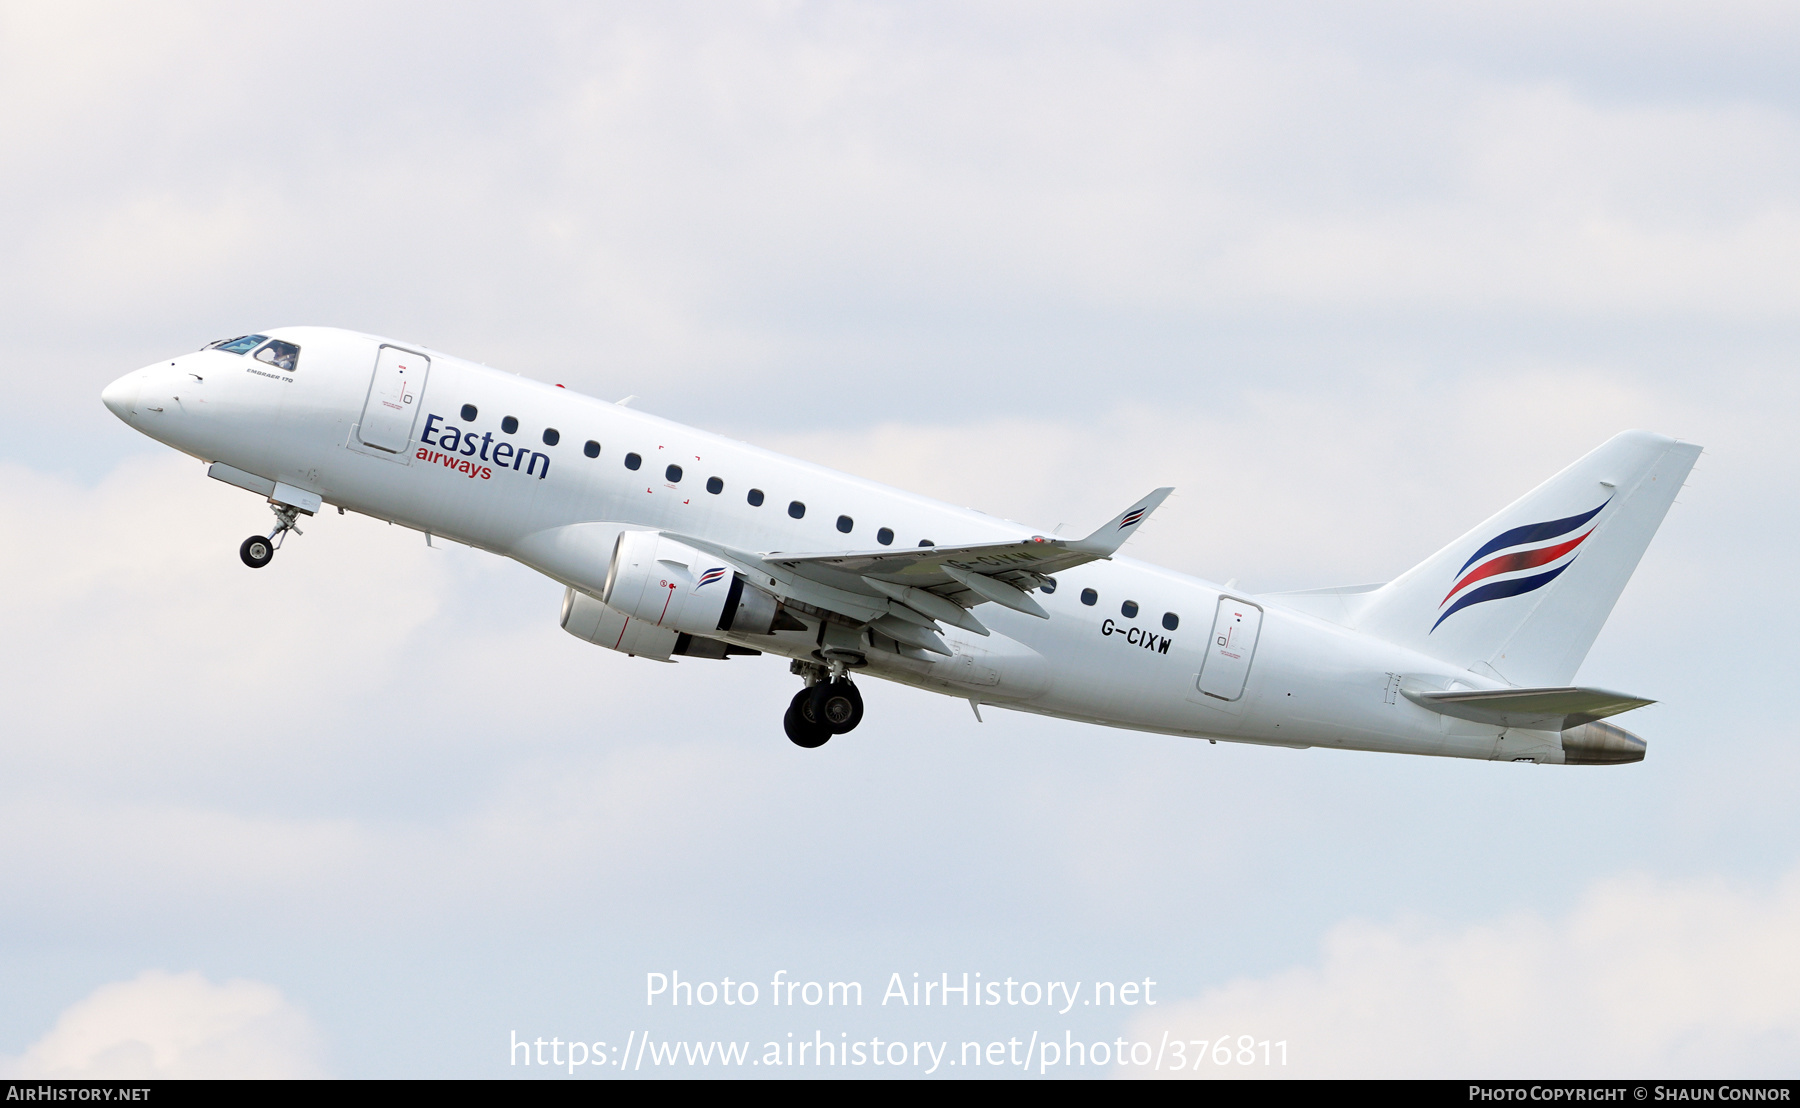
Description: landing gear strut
xmin=783 ymin=662 xmax=865 ymax=748
xmin=240 ymin=502 xmax=304 ymax=569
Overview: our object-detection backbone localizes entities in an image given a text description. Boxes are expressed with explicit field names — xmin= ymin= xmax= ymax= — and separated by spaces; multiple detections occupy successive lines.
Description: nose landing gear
xmin=783 ymin=662 xmax=865 ymax=748
xmin=239 ymin=503 xmax=304 ymax=569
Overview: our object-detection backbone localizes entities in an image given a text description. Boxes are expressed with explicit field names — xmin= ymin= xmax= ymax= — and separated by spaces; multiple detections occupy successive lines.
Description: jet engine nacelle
xmin=602 ymin=530 xmax=790 ymax=637
xmin=560 ymin=587 xmax=680 ymax=661
xmin=602 ymin=531 xmax=737 ymax=635
xmin=560 ymin=588 xmax=766 ymax=662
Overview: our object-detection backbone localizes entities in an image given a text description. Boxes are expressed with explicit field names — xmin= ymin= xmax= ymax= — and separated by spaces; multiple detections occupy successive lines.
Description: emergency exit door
xmin=357 ymin=345 xmax=429 ymax=453
xmin=1197 ymin=598 xmax=1263 ymax=701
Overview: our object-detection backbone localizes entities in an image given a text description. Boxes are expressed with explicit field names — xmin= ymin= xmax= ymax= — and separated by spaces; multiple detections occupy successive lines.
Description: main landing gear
xmin=239 ymin=502 xmax=304 ymax=569
xmin=783 ymin=662 xmax=864 ymax=749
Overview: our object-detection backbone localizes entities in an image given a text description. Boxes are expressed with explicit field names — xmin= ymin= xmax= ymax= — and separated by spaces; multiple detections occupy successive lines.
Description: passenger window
xmin=1040 ymin=577 xmax=1057 ymax=594
xmin=584 ymin=440 xmax=600 ymax=458
xmin=747 ymin=488 xmax=764 ymax=506
xmin=1121 ymin=600 xmax=1139 ymax=618
xmin=876 ymin=527 xmax=894 ymax=545
xmin=836 ymin=514 xmax=853 ymax=533
xmin=788 ymin=501 xmax=806 ymax=519
xmin=543 ymin=428 xmax=560 ymax=446
xmin=706 ymin=477 xmax=723 ymax=495
xmin=1080 ymin=588 xmax=1098 ymax=606
xmin=625 ymin=453 xmax=641 ymax=470
xmin=1162 ymin=612 xmax=1179 ymax=631
xmin=212 ymin=335 xmax=267 ymax=354
xmin=918 ymin=539 xmax=934 ymax=547
xmin=501 ymin=416 xmax=518 ymax=434
xmin=254 ymin=340 xmax=300 ymax=371
xmin=666 ymin=464 xmax=682 ymax=483
xmin=460 ymin=403 xmax=478 ymax=421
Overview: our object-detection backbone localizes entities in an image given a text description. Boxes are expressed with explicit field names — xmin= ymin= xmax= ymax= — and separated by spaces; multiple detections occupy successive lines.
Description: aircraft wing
xmin=768 ymin=486 xmax=1174 ymax=590
xmin=663 ymin=487 xmax=1174 ymax=656
xmin=1403 ymin=686 xmax=1654 ymax=731
xmin=762 ymin=486 xmax=1171 ymax=607
xmin=772 ymin=535 xmax=1087 ymax=589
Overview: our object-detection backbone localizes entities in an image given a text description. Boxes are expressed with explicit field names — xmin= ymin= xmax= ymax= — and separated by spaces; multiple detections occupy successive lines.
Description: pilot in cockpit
xmin=255 ymin=339 xmax=300 ymax=372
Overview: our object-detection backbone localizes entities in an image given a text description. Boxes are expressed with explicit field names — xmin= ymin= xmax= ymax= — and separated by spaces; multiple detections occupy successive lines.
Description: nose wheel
xmin=783 ymin=666 xmax=865 ymax=748
xmin=239 ymin=502 xmax=304 ymax=569
xmin=239 ymin=535 xmax=274 ymax=568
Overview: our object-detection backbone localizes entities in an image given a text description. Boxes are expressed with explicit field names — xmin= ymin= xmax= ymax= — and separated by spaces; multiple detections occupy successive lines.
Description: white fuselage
xmin=102 ymin=326 xmax=1557 ymax=763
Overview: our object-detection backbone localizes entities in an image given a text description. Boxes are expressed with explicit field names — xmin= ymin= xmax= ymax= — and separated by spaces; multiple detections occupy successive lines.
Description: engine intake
xmin=560 ymin=587 xmax=679 ymax=660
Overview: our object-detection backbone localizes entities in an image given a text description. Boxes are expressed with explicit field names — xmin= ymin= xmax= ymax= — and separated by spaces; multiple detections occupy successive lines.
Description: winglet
xmin=1067 ymin=487 xmax=1174 ymax=556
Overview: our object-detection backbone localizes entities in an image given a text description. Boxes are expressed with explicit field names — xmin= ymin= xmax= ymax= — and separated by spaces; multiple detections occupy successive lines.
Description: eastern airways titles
xmin=418 ymin=412 xmax=549 ymax=481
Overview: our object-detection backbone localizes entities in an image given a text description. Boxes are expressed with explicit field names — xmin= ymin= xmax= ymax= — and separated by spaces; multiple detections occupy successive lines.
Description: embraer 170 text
xmin=102 ymin=328 xmax=1698 ymax=763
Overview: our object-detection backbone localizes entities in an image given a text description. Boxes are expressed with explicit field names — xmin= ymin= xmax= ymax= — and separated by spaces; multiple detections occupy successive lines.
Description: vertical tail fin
xmin=1356 ymin=430 xmax=1700 ymax=686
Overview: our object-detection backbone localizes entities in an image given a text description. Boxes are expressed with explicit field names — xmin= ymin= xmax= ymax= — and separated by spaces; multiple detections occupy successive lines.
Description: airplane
xmin=100 ymin=327 xmax=1699 ymax=764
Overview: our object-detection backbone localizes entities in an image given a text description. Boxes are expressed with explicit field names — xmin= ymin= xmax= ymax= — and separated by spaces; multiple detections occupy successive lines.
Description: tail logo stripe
xmin=1432 ymin=562 xmax=1572 ymax=631
xmin=1455 ymin=498 xmax=1610 ymax=576
xmin=1441 ymin=528 xmax=1594 ymax=606
xmin=1432 ymin=498 xmax=1611 ymax=633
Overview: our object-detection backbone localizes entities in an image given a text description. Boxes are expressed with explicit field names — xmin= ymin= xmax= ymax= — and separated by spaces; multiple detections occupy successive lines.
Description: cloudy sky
xmin=2 ymin=0 xmax=1797 ymax=1078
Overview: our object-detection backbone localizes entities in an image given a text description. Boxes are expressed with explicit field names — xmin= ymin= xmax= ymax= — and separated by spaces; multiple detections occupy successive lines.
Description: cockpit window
xmin=254 ymin=340 xmax=300 ymax=372
xmin=211 ymin=335 xmax=267 ymax=354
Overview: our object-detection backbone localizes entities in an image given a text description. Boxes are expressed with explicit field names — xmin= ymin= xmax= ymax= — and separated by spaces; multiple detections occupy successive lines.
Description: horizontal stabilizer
xmin=1403 ymin=686 xmax=1654 ymax=732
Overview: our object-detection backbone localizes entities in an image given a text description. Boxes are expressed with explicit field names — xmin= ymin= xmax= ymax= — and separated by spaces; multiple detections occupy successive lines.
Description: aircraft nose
xmin=101 ymin=373 xmax=139 ymax=420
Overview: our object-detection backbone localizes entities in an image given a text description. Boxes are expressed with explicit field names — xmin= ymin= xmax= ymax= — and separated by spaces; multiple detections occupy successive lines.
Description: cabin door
xmin=1196 ymin=597 xmax=1263 ymax=701
xmin=357 ymin=345 xmax=429 ymax=453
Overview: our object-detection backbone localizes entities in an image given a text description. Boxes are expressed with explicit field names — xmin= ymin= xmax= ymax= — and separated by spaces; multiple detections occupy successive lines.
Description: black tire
xmin=835 ymin=681 xmax=865 ymax=733
xmin=809 ymin=680 xmax=863 ymax=734
xmin=793 ymin=686 xmax=818 ymax=725
xmin=240 ymin=535 xmax=274 ymax=569
xmin=784 ymin=689 xmax=831 ymax=748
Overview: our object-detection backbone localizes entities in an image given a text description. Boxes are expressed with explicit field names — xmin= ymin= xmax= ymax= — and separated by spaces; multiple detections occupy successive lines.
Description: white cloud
xmin=2 ymin=970 xmax=326 ymax=1079
xmin=1127 ymin=867 xmax=1800 ymax=1078
xmin=11 ymin=3 xmax=1800 ymax=425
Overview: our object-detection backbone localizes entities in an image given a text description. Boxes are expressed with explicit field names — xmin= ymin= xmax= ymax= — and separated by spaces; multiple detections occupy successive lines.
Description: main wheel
xmin=240 ymin=535 xmax=274 ymax=569
xmin=809 ymin=680 xmax=864 ymax=734
xmin=784 ymin=689 xmax=831 ymax=748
